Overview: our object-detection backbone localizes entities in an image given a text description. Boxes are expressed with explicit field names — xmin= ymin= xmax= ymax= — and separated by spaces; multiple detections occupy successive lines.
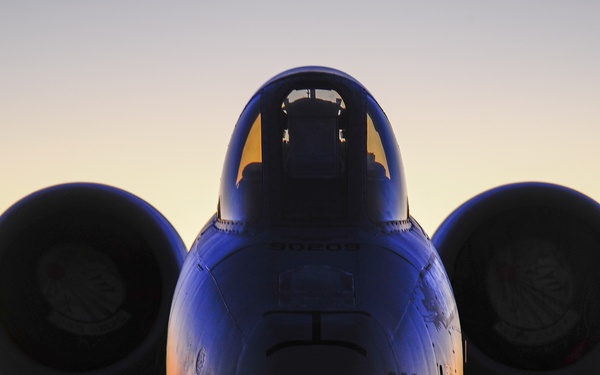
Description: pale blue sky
xmin=1 ymin=1 xmax=599 ymax=247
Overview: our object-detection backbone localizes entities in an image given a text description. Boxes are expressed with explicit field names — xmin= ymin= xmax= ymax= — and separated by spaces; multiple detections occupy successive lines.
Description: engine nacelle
xmin=0 ymin=183 xmax=186 ymax=374
xmin=433 ymin=182 xmax=600 ymax=375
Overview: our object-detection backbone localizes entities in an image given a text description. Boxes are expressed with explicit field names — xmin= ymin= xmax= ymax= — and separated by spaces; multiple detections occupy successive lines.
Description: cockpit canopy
xmin=218 ymin=67 xmax=408 ymax=226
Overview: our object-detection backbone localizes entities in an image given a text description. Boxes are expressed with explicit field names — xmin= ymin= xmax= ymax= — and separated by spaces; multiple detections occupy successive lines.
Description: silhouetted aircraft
xmin=0 ymin=67 xmax=599 ymax=374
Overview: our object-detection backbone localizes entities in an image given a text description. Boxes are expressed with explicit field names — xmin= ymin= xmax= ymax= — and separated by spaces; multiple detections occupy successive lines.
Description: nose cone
xmin=237 ymin=311 xmax=397 ymax=375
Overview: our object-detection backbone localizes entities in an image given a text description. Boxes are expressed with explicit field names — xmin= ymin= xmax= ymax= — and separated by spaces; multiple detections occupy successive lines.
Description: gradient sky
xmin=2 ymin=1 xmax=599 ymax=248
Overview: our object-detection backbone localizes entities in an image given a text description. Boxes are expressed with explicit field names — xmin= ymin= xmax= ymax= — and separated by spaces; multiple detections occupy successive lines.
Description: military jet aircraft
xmin=0 ymin=67 xmax=598 ymax=375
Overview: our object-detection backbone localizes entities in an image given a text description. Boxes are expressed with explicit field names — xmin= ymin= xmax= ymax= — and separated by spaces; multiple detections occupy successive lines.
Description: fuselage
xmin=166 ymin=67 xmax=463 ymax=374
xmin=168 ymin=216 xmax=462 ymax=375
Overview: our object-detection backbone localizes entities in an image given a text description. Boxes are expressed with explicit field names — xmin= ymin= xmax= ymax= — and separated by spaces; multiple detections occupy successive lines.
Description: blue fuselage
xmin=167 ymin=216 xmax=463 ymax=375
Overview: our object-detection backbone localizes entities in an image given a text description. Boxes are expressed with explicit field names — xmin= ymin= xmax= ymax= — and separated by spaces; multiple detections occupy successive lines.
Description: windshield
xmin=281 ymin=89 xmax=348 ymax=219
xmin=366 ymin=96 xmax=408 ymax=222
xmin=218 ymin=95 xmax=263 ymax=222
xmin=217 ymin=68 xmax=409 ymax=227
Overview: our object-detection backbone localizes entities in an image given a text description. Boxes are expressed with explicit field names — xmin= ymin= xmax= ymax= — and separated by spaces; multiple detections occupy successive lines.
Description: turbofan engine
xmin=434 ymin=182 xmax=600 ymax=375
xmin=0 ymin=183 xmax=186 ymax=374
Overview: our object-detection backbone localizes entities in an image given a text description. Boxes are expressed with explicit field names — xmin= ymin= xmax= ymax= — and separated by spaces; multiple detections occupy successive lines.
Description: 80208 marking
xmin=270 ymin=243 xmax=360 ymax=251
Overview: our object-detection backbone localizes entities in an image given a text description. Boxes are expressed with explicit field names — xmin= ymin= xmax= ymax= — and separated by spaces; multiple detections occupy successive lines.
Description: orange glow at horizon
xmin=1 ymin=1 xmax=599 ymax=248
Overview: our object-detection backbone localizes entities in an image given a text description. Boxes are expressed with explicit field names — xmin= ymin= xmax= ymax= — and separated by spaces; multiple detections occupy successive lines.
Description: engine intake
xmin=433 ymin=182 xmax=600 ymax=375
xmin=0 ymin=183 xmax=186 ymax=374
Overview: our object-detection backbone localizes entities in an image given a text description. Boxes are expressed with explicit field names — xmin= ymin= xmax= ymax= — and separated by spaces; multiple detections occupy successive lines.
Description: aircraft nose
xmin=237 ymin=311 xmax=397 ymax=375
xmin=264 ymin=345 xmax=368 ymax=375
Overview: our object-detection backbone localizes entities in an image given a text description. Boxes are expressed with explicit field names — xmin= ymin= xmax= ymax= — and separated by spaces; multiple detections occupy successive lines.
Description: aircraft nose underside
xmin=237 ymin=311 xmax=394 ymax=375
xmin=167 ymin=230 xmax=463 ymax=375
